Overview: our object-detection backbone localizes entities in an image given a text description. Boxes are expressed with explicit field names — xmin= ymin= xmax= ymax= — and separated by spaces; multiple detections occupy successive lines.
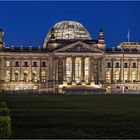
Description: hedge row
xmin=0 ymin=102 xmax=9 ymax=116
xmin=0 ymin=116 xmax=11 ymax=138
xmin=0 ymin=96 xmax=11 ymax=139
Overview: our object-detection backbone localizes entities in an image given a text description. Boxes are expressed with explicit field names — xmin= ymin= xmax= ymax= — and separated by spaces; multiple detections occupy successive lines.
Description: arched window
xmin=84 ymin=57 xmax=89 ymax=83
xmin=66 ymin=58 xmax=72 ymax=83
xmin=41 ymin=71 xmax=46 ymax=83
xmin=75 ymin=58 xmax=81 ymax=84
xmin=106 ymin=71 xmax=111 ymax=83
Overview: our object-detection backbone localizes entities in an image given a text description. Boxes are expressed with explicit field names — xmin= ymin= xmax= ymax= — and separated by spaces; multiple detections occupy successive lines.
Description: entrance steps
xmin=63 ymin=85 xmax=106 ymax=94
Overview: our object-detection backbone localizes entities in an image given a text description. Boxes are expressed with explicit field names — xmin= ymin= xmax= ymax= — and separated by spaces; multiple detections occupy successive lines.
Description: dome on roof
xmin=44 ymin=20 xmax=92 ymax=45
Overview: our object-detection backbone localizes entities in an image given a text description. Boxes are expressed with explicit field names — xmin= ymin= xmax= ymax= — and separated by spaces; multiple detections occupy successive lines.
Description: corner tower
xmin=97 ymin=28 xmax=106 ymax=50
xmin=0 ymin=28 xmax=4 ymax=50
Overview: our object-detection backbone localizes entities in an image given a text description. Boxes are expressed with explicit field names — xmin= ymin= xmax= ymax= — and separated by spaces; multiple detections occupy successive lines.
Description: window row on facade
xmin=107 ymin=62 xmax=137 ymax=68
xmin=6 ymin=61 xmax=47 ymax=67
xmin=106 ymin=70 xmax=137 ymax=83
xmin=5 ymin=70 xmax=46 ymax=83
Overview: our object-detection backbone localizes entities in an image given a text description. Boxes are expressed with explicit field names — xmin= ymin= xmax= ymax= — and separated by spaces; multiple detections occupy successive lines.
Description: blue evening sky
xmin=0 ymin=1 xmax=140 ymax=48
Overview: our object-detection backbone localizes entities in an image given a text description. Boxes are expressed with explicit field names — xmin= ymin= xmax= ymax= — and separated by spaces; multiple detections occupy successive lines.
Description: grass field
xmin=3 ymin=94 xmax=140 ymax=139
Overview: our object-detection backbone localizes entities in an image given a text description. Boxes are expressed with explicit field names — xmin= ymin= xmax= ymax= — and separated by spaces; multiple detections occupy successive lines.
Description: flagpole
xmin=128 ymin=29 xmax=130 ymax=42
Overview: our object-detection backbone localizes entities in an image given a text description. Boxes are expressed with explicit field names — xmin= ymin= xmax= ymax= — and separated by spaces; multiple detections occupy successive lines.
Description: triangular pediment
xmin=54 ymin=41 xmax=104 ymax=53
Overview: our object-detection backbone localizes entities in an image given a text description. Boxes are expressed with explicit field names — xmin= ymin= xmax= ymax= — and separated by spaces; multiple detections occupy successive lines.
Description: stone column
xmin=30 ymin=58 xmax=32 ymax=82
xmin=113 ymin=60 xmax=116 ymax=82
xmin=90 ymin=57 xmax=94 ymax=85
xmin=119 ymin=59 xmax=122 ymax=82
xmin=46 ymin=58 xmax=48 ymax=89
xmin=19 ymin=58 xmax=22 ymax=82
xmin=63 ymin=57 xmax=67 ymax=84
xmin=121 ymin=57 xmax=124 ymax=82
xmin=72 ymin=57 xmax=76 ymax=85
xmin=11 ymin=58 xmax=14 ymax=82
xmin=101 ymin=57 xmax=106 ymax=85
xmin=38 ymin=59 xmax=41 ymax=81
xmin=88 ymin=57 xmax=91 ymax=84
xmin=48 ymin=54 xmax=54 ymax=88
xmin=136 ymin=60 xmax=138 ymax=82
xmin=55 ymin=57 xmax=58 ymax=83
xmin=81 ymin=57 xmax=85 ymax=84
xmin=129 ymin=59 xmax=132 ymax=81
xmin=111 ymin=59 xmax=114 ymax=83
xmin=0 ymin=56 xmax=4 ymax=90
xmin=0 ymin=56 xmax=5 ymax=81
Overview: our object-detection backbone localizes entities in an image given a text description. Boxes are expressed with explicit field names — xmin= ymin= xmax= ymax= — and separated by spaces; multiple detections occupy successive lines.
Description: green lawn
xmin=3 ymin=94 xmax=140 ymax=139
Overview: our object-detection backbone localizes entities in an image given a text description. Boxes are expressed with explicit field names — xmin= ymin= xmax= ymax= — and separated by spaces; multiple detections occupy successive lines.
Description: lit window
xmin=66 ymin=58 xmax=72 ymax=83
xmin=15 ymin=86 xmax=20 ymax=90
xmin=75 ymin=58 xmax=81 ymax=84
xmin=124 ymin=71 xmax=128 ymax=81
xmin=32 ymin=72 xmax=37 ymax=82
xmin=5 ymin=70 xmax=10 ymax=82
xmin=84 ymin=58 xmax=89 ymax=84
xmin=115 ymin=71 xmax=119 ymax=81
xmin=33 ymin=86 xmax=38 ymax=89
xmin=132 ymin=71 xmax=137 ymax=81
xmin=6 ymin=61 xmax=10 ymax=67
xmin=41 ymin=71 xmax=46 ymax=83
xmin=15 ymin=72 xmax=19 ymax=82
xmin=24 ymin=86 xmax=28 ymax=90
xmin=23 ymin=72 xmax=28 ymax=82
xmin=106 ymin=71 xmax=111 ymax=83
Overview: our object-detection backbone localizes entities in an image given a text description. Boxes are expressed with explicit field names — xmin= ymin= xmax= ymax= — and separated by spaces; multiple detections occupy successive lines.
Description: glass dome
xmin=44 ymin=20 xmax=92 ymax=44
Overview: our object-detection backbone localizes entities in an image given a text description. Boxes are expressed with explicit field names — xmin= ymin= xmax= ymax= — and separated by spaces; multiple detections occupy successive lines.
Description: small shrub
xmin=0 ymin=101 xmax=9 ymax=116
xmin=0 ymin=102 xmax=7 ymax=108
xmin=0 ymin=116 xmax=11 ymax=139
xmin=0 ymin=107 xmax=9 ymax=116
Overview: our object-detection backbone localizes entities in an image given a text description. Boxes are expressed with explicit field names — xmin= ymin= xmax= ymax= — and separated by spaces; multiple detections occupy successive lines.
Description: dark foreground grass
xmin=4 ymin=94 xmax=140 ymax=139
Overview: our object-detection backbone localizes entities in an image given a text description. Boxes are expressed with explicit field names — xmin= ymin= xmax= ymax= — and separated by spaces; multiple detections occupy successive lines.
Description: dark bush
xmin=0 ymin=116 xmax=11 ymax=139
xmin=0 ymin=102 xmax=7 ymax=108
xmin=0 ymin=107 xmax=9 ymax=116
xmin=0 ymin=101 xmax=9 ymax=116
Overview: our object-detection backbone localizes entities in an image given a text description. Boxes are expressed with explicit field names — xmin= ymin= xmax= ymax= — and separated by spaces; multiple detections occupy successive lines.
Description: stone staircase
xmin=63 ymin=85 xmax=106 ymax=95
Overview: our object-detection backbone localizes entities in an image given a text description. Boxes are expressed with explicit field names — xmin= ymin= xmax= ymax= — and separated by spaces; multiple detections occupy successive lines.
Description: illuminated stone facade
xmin=0 ymin=20 xmax=140 ymax=93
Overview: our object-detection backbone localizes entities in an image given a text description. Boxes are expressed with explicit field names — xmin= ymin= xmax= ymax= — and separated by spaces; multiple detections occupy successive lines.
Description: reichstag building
xmin=0 ymin=20 xmax=140 ymax=93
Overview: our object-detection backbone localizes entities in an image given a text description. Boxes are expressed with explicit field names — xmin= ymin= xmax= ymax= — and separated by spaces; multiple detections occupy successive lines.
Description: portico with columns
xmin=54 ymin=54 xmax=104 ymax=90
xmin=53 ymin=39 xmax=105 ymax=88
